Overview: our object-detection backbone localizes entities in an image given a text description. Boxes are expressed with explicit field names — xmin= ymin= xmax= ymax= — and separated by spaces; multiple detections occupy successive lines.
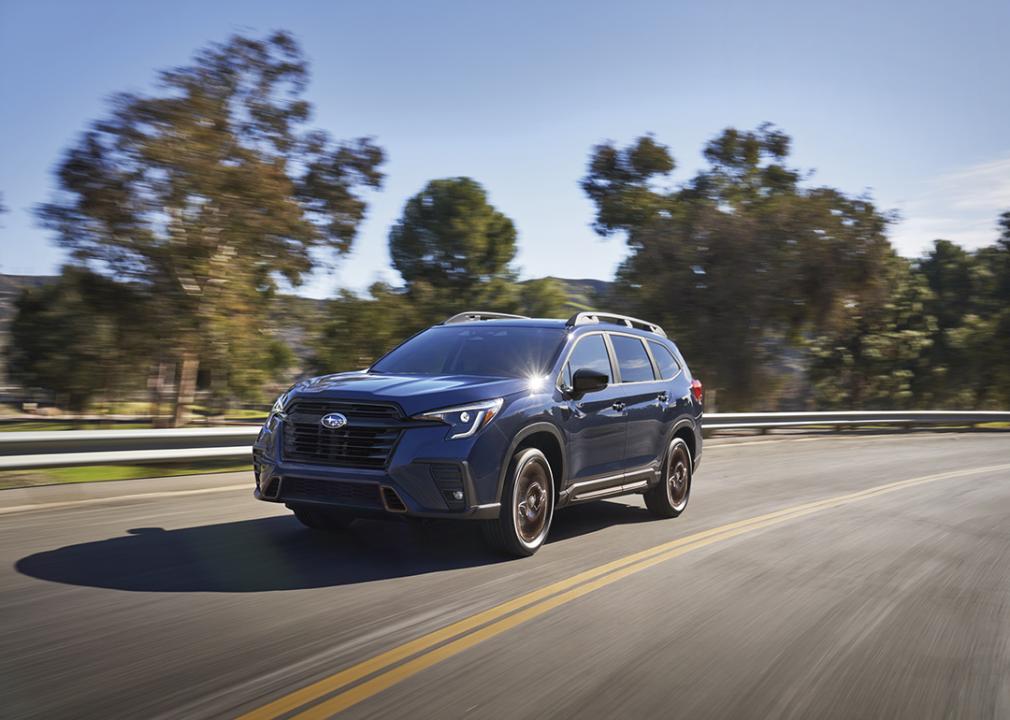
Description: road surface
xmin=3 ymin=432 xmax=1010 ymax=719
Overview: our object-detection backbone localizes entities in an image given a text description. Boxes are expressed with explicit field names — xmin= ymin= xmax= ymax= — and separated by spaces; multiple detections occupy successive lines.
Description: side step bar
xmin=569 ymin=476 xmax=652 ymax=503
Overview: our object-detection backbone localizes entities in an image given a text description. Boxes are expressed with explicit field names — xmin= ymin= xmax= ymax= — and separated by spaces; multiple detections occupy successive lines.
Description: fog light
xmin=452 ymin=490 xmax=464 ymax=501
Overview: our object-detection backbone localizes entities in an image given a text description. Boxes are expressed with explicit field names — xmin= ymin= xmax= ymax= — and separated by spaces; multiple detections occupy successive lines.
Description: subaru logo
xmin=320 ymin=412 xmax=348 ymax=430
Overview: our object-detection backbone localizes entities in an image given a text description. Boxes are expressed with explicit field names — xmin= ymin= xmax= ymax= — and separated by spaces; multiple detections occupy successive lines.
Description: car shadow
xmin=15 ymin=500 xmax=656 ymax=593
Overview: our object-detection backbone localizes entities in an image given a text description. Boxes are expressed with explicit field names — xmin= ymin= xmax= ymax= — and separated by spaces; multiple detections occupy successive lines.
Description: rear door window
xmin=648 ymin=341 xmax=682 ymax=379
xmin=610 ymin=335 xmax=657 ymax=383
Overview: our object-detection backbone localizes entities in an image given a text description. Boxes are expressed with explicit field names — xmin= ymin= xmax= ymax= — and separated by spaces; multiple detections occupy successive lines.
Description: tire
xmin=291 ymin=506 xmax=356 ymax=532
xmin=644 ymin=437 xmax=692 ymax=518
xmin=482 ymin=447 xmax=555 ymax=557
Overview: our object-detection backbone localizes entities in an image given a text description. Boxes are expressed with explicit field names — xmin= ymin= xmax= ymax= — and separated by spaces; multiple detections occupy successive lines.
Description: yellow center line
xmin=241 ymin=462 xmax=1010 ymax=720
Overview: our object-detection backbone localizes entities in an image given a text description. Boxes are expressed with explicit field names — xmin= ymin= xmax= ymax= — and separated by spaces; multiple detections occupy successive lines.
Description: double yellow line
xmin=241 ymin=462 xmax=1010 ymax=719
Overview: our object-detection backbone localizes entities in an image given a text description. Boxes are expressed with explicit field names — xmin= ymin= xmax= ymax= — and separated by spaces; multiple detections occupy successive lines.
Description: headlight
xmin=415 ymin=398 xmax=504 ymax=439
xmin=269 ymin=392 xmax=289 ymax=419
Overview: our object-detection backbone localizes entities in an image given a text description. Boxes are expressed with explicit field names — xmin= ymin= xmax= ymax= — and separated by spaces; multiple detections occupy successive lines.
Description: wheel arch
xmin=671 ymin=419 xmax=697 ymax=464
xmin=496 ymin=422 xmax=566 ymax=503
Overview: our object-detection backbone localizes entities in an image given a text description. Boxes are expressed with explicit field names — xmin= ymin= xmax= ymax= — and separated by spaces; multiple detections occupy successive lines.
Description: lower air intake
xmin=381 ymin=486 xmax=407 ymax=512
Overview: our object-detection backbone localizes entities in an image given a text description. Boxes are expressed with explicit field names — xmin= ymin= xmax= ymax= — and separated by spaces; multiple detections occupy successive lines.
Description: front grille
xmin=280 ymin=476 xmax=382 ymax=508
xmin=282 ymin=400 xmax=403 ymax=469
xmin=286 ymin=400 xmax=400 ymax=420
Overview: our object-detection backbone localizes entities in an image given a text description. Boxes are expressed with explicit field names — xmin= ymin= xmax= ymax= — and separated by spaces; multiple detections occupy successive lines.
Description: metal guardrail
xmin=702 ymin=410 xmax=1010 ymax=431
xmin=0 ymin=427 xmax=259 ymax=470
xmin=0 ymin=411 xmax=1008 ymax=470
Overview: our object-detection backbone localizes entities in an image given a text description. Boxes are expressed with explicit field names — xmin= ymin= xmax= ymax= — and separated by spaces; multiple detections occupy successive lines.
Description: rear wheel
xmin=482 ymin=447 xmax=554 ymax=557
xmin=644 ymin=437 xmax=692 ymax=518
xmin=292 ymin=506 xmax=356 ymax=531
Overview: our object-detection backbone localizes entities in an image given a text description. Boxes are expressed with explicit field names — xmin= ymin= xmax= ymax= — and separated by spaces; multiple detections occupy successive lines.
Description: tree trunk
xmin=172 ymin=351 xmax=199 ymax=427
xmin=149 ymin=361 xmax=170 ymax=428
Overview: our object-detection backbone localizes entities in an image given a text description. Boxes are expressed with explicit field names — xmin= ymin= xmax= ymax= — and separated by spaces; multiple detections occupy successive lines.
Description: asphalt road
xmin=3 ymin=433 xmax=1010 ymax=719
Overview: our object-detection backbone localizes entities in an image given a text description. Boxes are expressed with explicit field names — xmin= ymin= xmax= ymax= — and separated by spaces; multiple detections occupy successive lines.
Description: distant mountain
xmin=524 ymin=276 xmax=614 ymax=313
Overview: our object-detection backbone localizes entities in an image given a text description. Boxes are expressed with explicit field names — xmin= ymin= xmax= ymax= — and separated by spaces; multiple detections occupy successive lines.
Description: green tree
xmin=914 ymin=212 xmax=1010 ymax=407
xmin=7 ymin=268 xmax=151 ymax=412
xmin=308 ymin=178 xmax=571 ymax=377
xmin=809 ymin=256 xmax=935 ymax=408
xmin=389 ymin=178 xmax=517 ymax=300
xmin=310 ymin=283 xmax=424 ymax=373
xmin=37 ymin=31 xmax=384 ymax=424
xmin=518 ymin=277 xmax=570 ymax=317
xmin=388 ymin=176 xmax=568 ymax=319
xmin=582 ymin=125 xmax=891 ymax=409
xmin=913 ymin=240 xmax=983 ymax=405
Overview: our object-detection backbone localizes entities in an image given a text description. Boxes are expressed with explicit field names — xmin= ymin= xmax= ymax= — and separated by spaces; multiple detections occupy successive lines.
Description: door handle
xmin=611 ymin=401 xmax=626 ymax=412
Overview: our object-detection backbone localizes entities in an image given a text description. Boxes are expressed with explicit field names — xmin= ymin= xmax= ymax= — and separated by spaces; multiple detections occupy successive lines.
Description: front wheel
xmin=644 ymin=437 xmax=692 ymax=518
xmin=482 ymin=447 xmax=555 ymax=557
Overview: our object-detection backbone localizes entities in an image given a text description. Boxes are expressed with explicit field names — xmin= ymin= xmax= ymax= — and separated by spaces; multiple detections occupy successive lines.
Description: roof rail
xmin=444 ymin=311 xmax=530 ymax=325
xmin=566 ymin=311 xmax=666 ymax=337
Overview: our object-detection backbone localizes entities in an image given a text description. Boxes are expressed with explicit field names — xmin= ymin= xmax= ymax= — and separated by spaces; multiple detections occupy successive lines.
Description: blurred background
xmin=1 ymin=0 xmax=1008 ymax=432
xmin=3 ymin=6 xmax=1010 ymax=718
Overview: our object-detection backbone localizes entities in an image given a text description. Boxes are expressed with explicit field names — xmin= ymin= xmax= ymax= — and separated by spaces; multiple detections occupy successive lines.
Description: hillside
xmin=528 ymin=276 xmax=614 ymax=313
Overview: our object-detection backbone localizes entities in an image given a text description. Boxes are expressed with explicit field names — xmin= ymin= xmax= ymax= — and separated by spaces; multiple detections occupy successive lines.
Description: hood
xmin=290 ymin=372 xmax=532 ymax=416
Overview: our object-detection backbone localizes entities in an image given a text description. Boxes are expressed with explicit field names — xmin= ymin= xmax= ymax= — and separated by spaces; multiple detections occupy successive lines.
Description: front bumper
xmin=252 ymin=415 xmax=507 ymax=520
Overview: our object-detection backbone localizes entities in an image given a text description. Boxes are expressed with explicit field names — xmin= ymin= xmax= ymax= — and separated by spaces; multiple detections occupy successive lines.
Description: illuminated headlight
xmin=415 ymin=398 xmax=504 ymax=440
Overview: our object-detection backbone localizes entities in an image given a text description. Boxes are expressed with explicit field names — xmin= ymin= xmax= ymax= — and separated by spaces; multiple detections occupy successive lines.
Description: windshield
xmin=371 ymin=325 xmax=566 ymax=378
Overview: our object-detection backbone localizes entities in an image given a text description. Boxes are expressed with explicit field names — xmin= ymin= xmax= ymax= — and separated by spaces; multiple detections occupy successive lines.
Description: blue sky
xmin=2 ymin=0 xmax=1008 ymax=298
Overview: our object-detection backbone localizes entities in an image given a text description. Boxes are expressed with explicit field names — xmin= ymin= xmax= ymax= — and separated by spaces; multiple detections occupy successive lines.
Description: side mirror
xmin=572 ymin=368 xmax=609 ymax=396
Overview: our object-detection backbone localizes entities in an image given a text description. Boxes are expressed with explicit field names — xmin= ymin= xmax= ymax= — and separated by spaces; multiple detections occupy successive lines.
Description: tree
xmin=306 ymin=178 xmax=571 ymax=377
xmin=912 ymin=213 xmax=1010 ymax=407
xmin=389 ymin=178 xmax=517 ymax=299
xmin=519 ymin=277 xmax=570 ymax=318
xmin=809 ymin=256 xmax=935 ymax=408
xmin=37 ymin=31 xmax=384 ymax=424
xmin=582 ymin=125 xmax=892 ymax=409
xmin=310 ymin=282 xmax=424 ymax=373
xmin=387 ymin=177 xmax=570 ymax=319
xmin=7 ymin=268 xmax=152 ymax=412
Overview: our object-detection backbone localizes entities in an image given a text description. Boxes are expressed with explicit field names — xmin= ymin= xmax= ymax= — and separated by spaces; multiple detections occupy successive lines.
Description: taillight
xmin=690 ymin=379 xmax=703 ymax=404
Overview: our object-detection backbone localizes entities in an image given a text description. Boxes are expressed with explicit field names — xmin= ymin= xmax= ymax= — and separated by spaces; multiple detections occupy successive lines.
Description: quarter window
xmin=648 ymin=341 xmax=682 ymax=379
xmin=564 ymin=334 xmax=613 ymax=385
xmin=611 ymin=335 xmax=656 ymax=383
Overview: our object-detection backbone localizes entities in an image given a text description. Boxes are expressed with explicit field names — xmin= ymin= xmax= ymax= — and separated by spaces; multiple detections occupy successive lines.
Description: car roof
xmin=432 ymin=318 xmax=568 ymax=329
xmin=431 ymin=318 xmax=673 ymax=343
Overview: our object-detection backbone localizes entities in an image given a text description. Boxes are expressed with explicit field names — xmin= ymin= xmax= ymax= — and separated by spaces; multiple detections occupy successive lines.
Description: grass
xmin=0 ymin=460 xmax=252 ymax=490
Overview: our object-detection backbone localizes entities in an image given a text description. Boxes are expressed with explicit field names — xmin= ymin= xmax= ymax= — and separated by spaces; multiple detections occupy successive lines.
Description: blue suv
xmin=254 ymin=311 xmax=703 ymax=556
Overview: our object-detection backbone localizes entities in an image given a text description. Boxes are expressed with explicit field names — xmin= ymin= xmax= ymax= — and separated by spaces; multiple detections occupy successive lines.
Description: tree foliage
xmin=7 ymin=268 xmax=152 ymax=412
xmin=36 ymin=31 xmax=384 ymax=422
xmin=389 ymin=177 xmax=517 ymax=295
xmin=310 ymin=179 xmax=570 ymax=374
xmin=911 ymin=232 xmax=1010 ymax=407
xmin=809 ymin=256 xmax=935 ymax=408
xmin=583 ymin=125 xmax=892 ymax=408
xmin=310 ymin=283 xmax=425 ymax=373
